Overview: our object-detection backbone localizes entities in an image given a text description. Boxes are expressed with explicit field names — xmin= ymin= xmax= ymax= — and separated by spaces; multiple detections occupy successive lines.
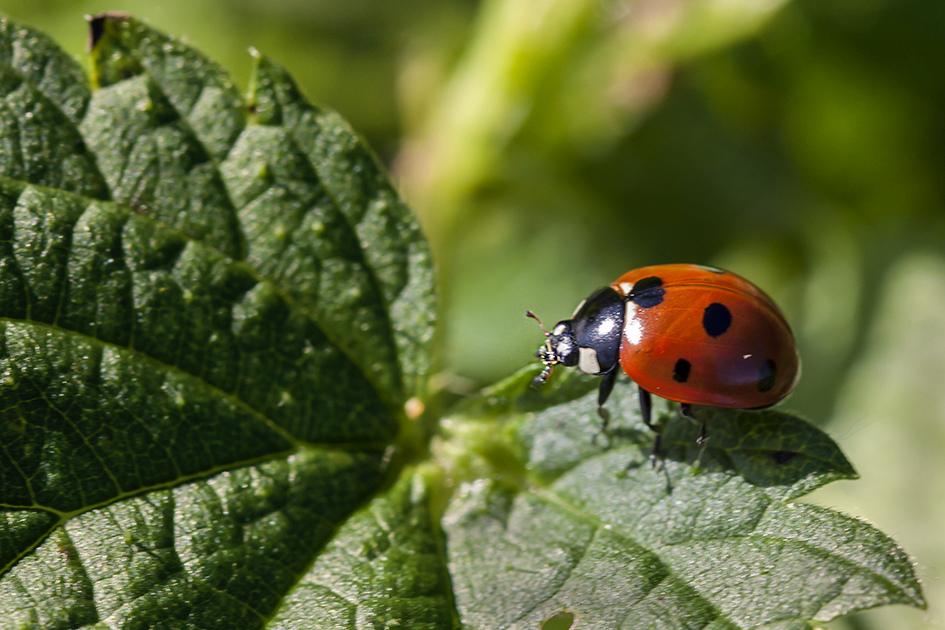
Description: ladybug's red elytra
xmin=528 ymin=264 xmax=800 ymax=457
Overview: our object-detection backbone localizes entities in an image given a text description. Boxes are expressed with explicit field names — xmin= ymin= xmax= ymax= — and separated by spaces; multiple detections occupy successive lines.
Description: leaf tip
xmin=86 ymin=11 xmax=129 ymax=52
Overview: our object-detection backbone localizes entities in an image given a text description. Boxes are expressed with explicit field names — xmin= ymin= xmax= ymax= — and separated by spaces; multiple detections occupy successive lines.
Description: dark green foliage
xmin=0 ymin=12 xmax=437 ymax=629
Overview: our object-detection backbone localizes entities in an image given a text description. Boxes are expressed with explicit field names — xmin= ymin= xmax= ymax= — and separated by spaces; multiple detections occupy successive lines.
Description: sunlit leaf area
xmin=3 ymin=0 xmax=944 ymax=628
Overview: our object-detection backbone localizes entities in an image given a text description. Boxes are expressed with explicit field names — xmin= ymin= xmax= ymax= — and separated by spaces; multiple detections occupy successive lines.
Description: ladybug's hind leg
xmin=679 ymin=403 xmax=708 ymax=446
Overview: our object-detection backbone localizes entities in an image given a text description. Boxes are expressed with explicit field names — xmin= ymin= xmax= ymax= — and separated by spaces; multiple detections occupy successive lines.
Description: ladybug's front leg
xmin=592 ymin=368 xmax=618 ymax=444
xmin=597 ymin=367 xmax=617 ymax=414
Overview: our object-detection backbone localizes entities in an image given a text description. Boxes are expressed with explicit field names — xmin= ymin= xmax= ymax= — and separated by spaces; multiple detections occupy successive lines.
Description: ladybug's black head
xmin=528 ymin=286 xmax=626 ymax=387
xmin=541 ymin=321 xmax=579 ymax=366
xmin=526 ymin=311 xmax=579 ymax=387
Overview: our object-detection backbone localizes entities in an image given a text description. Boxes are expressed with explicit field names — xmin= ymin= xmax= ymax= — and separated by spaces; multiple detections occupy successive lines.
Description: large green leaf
xmin=0 ymin=12 xmax=436 ymax=628
xmin=0 ymin=12 xmax=925 ymax=630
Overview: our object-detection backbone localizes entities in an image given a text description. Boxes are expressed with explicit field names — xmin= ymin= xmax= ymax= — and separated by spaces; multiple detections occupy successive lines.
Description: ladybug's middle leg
xmin=638 ymin=386 xmax=662 ymax=463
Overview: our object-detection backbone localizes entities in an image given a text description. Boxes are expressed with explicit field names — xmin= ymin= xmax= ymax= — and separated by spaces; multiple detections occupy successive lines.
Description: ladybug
xmin=527 ymin=264 xmax=799 ymax=457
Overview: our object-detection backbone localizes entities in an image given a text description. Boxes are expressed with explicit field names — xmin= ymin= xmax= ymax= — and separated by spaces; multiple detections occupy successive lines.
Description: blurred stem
xmin=399 ymin=0 xmax=599 ymax=280
xmin=400 ymin=0 xmax=791 ymax=257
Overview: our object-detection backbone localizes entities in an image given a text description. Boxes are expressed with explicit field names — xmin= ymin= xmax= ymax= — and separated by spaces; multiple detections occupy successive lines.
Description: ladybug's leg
xmin=597 ymin=367 xmax=618 ymax=410
xmin=638 ymin=386 xmax=653 ymax=429
xmin=592 ymin=368 xmax=618 ymax=444
xmin=679 ymin=403 xmax=708 ymax=446
xmin=638 ymin=386 xmax=661 ymax=463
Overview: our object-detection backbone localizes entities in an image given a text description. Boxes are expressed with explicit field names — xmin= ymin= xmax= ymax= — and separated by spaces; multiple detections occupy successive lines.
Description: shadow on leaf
xmin=518 ymin=376 xmax=856 ymax=499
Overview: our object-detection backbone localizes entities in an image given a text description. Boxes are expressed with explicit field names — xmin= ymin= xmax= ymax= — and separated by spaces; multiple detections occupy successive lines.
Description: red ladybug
xmin=527 ymin=264 xmax=799 ymax=457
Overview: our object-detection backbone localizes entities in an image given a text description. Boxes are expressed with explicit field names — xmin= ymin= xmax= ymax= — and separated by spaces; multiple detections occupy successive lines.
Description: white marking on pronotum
xmin=597 ymin=317 xmax=616 ymax=337
xmin=571 ymin=299 xmax=587 ymax=318
xmin=578 ymin=347 xmax=601 ymax=374
xmin=624 ymin=301 xmax=643 ymax=345
xmin=618 ymin=281 xmax=634 ymax=295
xmin=743 ymin=354 xmax=752 ymax=359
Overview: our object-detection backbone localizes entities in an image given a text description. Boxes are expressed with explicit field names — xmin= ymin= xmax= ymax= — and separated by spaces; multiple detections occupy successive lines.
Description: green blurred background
xmin=5 ymin=0 xmax=944 ymax=627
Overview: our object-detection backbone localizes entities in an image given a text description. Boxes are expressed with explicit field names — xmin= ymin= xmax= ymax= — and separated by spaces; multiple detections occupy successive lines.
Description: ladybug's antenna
xmin=525 ymin=310 xmax=551 ymax=337
xmin=526 ymin=310 xmax=556 ymax=387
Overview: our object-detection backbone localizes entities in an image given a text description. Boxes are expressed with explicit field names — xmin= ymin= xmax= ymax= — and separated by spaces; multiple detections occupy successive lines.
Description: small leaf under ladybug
xmin=443 ymin=377 xmax=924 ymax=628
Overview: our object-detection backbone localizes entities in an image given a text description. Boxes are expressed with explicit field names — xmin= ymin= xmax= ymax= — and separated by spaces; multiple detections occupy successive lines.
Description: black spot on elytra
xmin=702 ymin=302 xmax=732 ymax=337
xmin=773 ymin=450 xmax=797 ymax=464
xmin=630 ymin=276 xmax=665 ymax=308
xmin=673 ymin=358 xmax=690 ymax=383
xmin=758 ymin=359 xmax=777 ymax=393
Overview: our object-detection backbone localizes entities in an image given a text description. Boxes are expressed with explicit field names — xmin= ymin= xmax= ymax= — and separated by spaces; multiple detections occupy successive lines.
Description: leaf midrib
xmin=0 ymin=173 xmax=399 ymax=444
xmin=0 ymin=315 xmax=394 ymax=455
